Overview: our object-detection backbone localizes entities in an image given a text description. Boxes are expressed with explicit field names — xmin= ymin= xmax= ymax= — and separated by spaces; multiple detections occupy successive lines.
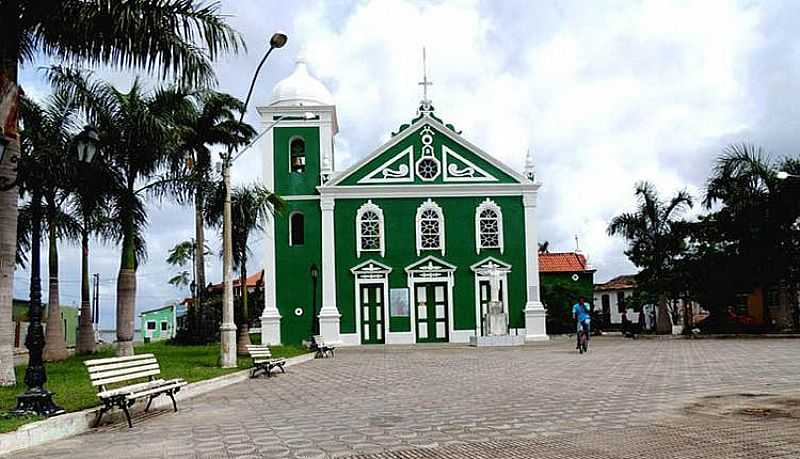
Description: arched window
xmin=290 ymin=137 xmax=306 ymax=173
xmin=475 ymin=199 xmax=503 ymax=254
xmin=289 ymin=212 xmax=304 ymax=246
xmin=356 ymin=200 xmax=384 ymax=257
xmin=416 ymin=199 xmax=445 ymax=255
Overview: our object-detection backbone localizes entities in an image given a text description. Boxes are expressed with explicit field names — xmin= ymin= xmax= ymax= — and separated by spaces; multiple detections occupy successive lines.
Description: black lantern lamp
xmin=310 ymin=264 xmax=319 ymax=336
xmin=74 ymin=125 xmax=99 ymax=164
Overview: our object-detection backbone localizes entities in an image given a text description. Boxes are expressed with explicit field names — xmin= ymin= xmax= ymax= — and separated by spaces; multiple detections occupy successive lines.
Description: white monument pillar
xmin=319 ymin=195 xmax=341 ymax=343
xmin=523 ymin=191 xmax=548 ymax=341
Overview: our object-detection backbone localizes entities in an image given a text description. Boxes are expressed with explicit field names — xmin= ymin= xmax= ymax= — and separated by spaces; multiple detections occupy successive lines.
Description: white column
xmin=523 ymin=191 xmax=548 ymax=341
xmin=260 ymin=125 xmax=281 ymax=345
xmin=319 ymin=195 xmax=341 ymax=343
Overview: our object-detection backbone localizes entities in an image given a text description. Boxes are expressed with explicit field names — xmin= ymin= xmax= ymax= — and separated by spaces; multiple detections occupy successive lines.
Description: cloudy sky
xmin=15 ymin=0 xmax=800 ymax=328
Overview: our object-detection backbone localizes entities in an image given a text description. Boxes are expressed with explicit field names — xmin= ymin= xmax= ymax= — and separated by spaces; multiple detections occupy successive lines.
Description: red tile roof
xmin=538 ymin=252 xmax=592 ymax=273
xmin=595 ymin=274 xmax=637 ymax=291
xmin=207 ymin=270 xmax=264 ymax=293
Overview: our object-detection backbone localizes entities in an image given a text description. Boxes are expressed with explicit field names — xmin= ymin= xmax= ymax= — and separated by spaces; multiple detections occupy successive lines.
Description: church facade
xmin=259 ymin=57 xmax=547 ymax=346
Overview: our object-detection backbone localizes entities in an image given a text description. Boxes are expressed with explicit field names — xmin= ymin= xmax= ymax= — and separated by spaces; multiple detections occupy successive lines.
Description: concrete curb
xmin=0 ymin=352 xmax=315 ymax=457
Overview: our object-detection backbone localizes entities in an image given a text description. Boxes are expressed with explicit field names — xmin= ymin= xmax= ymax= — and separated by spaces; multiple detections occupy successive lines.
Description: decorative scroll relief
xmin=351 ymin=260 xmax=392 ymax=280
xmin=442 ymin=146 xmax=498 ymax=182
xmin=416 ymin=125 xmax=441 ymax=181
xmin=358 ymin=146 xmax=414 ymax=184
xmin=406 ymin=256 xmax=457 ymax=282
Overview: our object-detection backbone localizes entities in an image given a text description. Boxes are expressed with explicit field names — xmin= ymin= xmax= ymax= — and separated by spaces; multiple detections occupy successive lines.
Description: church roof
xmin=538 ymin=252 xmax=592 ymax=273
xmin=270 ymin=55 xmax=334 ymax=107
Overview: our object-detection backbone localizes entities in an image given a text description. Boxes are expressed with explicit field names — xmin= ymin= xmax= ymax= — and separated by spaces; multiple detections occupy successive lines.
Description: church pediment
xmin=326 ymin=116 xmax=527 ymax=187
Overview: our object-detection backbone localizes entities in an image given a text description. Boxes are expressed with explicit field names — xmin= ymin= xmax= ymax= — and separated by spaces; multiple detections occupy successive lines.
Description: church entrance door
xmin=415 ymin=282 xmax=449 ymax=343
xmin=360 ymin=283 xmax=385 ymax=344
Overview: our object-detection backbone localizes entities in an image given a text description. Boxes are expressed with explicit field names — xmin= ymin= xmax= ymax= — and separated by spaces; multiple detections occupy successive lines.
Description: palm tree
xmin=17 ymin=92 xmax=82 ymax=361
xmin=608 ymin=181 xmax=693 ymax=334
xmin=172 ymin=91 xmax=255 ymax=305
xmin=206 ymin=183 xmax=283 ymax=353
xmin=0 ymin=0 xmax=243 ymax=385
xmin=51 ymin=70 xmax=194 ymax=356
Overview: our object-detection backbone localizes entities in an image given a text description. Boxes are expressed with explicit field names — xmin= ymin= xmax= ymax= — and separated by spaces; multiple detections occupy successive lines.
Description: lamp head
xmin=310 ymin=263 xmax=319 ymax=279
xmin=777 ymin=171 xmax=790 ymax=180
xmin=270 ymin=31 xmax=288 ymax=49
xmin=75 ymin=125 xmax=100 ymax=163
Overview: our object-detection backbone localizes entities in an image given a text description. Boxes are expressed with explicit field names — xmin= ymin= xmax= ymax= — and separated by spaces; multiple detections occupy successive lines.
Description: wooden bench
xmin=84 ymin=353 xmax=187 ymax=428
xmin=312 ymin=335 xmax=335 ymax=358
xmin=246 ymin=345 xmax=286 ymax=378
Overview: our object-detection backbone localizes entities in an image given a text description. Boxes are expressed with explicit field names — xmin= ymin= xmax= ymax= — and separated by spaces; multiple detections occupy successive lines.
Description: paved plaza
xmin=13 ymin=337 xmax=800 ymax=458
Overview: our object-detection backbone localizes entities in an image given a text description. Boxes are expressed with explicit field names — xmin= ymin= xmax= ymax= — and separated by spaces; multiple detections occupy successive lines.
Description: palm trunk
xmin=43 ymin=204 xmax=67 ymax=361
xmin=0 ymin=11 xmax=20 ymax=386
xmin=116 ymin=207 xmax=137 ymax=356
xmin=236 ymin=260 xmax=250 ymax=354
xmin=656 ymin=295 xmax=672 ymax=334
xmin=194 ymin=191 xmax=206 ymax=339
xmin=76 ymin=228 xmax=95 ymax=353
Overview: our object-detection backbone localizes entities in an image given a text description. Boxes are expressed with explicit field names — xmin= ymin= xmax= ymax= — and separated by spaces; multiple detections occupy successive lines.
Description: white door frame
xmin=470 ymin=257 xmax=511 ymax=336
xmin=405 ymin=256 xmax=456 ymax=342
xmin=351 ymin=260 xmax=392 ymax=344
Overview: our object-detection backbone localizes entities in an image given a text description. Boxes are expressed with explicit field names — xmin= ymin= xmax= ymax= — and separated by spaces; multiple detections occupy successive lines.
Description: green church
xmin=259 ymin=55 xmax=547 ymax=346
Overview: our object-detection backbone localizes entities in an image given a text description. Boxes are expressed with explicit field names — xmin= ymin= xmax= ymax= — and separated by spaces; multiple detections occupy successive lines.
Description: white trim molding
xmin=319 ymin=196 xmax=341 ymax=344
xmin=522 ymin=191 xmax=548 ymax=341
xmin=443 ymin=145 xmax=498 ymax=182
xmin=357 ymin=146 xmax=414 ymax=184
xmin=356 ymin=200 xmax=385 ymax=257
xmin=475 ymin=198 xmax=504 ymax=254
xmin=318 ymin=182 xmax=539 ymax=199
xmin=415 ymin=199 xmax=445 ymax=256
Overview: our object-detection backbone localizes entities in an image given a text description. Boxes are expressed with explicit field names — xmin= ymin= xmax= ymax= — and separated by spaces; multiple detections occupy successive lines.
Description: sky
xmin=14 ymin=0 xmax=800 ymax=329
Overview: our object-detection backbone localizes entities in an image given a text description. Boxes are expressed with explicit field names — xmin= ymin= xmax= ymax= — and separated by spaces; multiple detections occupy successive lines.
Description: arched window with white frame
xmin=475 ymin=199 xmax=503 ymax=254
xmin=416 ymin=199 xmax=445 ymax=256
xmin=356 ymin=200 xmax=385 ymax=257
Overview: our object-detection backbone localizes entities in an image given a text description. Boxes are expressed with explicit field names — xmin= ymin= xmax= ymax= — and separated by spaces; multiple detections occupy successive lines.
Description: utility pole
xmin=92 ymin=273 xmax=99 ymax=329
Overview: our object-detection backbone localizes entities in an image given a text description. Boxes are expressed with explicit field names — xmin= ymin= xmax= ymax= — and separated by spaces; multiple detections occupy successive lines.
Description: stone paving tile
xmin=12 ymin=338 xmax=800 ymax=458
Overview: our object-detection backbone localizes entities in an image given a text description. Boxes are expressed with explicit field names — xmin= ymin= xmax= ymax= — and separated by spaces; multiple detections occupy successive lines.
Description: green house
xmin=538 ymin=252 xmax=596 ymax=333
xmin=139 ymin=303 xmax=184 ymax=342
xmin=12 ymin=299 xmax=78 ymax=348
xmin=257 ymin=56 xmax=547 ymax=346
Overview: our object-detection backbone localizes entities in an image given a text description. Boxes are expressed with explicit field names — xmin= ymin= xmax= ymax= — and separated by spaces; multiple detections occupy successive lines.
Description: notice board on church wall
xmin=390 ymin=288 xmax=410 ymax=317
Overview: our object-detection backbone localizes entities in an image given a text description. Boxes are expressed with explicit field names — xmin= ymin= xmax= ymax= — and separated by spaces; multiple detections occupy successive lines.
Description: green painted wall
xmin=540 ymin=271 xmax=595 ymax=334
xmin=61 ymin=306 xmax=78 ymax=347
xmin=274 ymin=199 xmax=322 ymax=345
xmin=273 ymin=126 xmax=321 ymax=196
xmin=333 ymin=196 xmax=528 ymax=337
xmin=337 ymin=123 xmax=518 ymax=186
xmin=140 ymin=306 xmax=174 ymax=341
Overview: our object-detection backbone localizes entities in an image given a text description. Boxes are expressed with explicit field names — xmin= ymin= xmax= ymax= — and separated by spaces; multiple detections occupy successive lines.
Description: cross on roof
xmin=418 ymin=47 xmax=433 ymax=105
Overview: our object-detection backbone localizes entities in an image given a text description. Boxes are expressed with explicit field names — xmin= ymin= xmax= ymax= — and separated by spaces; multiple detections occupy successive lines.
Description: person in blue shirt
xmin=572 ymin=296 xmax=591 ymax=349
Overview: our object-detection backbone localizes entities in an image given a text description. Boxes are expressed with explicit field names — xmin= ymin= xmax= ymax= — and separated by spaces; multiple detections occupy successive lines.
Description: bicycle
xmin=578 ymin=320 xmax=590 ymax=354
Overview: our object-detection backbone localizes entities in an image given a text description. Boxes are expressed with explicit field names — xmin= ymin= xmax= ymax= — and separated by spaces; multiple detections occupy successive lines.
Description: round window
xmin=571 ymin=274 xmax=580 ymax=282
xmin=294 ymin=307 xmax=303 ymax=316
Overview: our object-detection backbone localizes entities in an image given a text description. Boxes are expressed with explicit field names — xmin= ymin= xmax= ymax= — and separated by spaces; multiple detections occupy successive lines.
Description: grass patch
xmin=0 ymin=341 xmax=307 ymax=433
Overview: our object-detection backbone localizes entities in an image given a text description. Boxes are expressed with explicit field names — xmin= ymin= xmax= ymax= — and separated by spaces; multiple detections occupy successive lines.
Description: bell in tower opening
xmin=290 ymin=137 xmax=306 ymax=173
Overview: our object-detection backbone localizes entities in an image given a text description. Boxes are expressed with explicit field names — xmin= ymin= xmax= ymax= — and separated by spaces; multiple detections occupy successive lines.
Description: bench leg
xmin=94 ymin=404 xmax=110 ymax=428
xmin=144 ymin=395 xmax=156 ymax=413
xmin=168 ymin=391 xmax=178 ymax=412
xmin=120 ymin=401 xmax=133 ymax=428
xmin=279 ymin=364 xmax=286 ymax=374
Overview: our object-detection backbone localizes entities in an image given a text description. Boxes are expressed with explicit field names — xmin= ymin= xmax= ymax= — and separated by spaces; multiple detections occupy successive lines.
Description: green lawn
xmin=0 ymin=341 xmax=307 ymax=433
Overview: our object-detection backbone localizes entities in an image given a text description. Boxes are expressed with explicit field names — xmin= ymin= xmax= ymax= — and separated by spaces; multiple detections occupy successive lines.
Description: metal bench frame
xmin=84 ymin=353 xmax=187 ymax=428
xmin=246 ymin=345 xmax=286 ymax=378
xmin=312 ymin=335 xmax=335 ymax=358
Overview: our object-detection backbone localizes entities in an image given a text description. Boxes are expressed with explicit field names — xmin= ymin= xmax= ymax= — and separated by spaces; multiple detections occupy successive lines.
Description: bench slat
xmin=126 ymin=380 xmax=187 ymax=400
xmin=89 ymin=363 xmax=160 ymax=382
xmin=84 ymin=353 xmax=156 ymax=366
xmin=97 ymin=379 xmax=166 ymax=398
xmin=93 ymin=368 xmax=161 ymax=386
xmin=253 ymin=359 xmax=285 ymax=364
xmin=87 ymin=358 xmax=158 ymax=373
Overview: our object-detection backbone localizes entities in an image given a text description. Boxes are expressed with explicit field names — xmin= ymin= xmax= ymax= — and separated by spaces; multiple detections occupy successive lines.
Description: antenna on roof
xmin=575 ymin=234 xmax=581 ymax=252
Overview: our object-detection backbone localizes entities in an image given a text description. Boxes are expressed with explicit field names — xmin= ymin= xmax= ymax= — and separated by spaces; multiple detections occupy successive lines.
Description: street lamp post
xmin=14 ymin=125 xmax=98 ymax=416
xmin=220 ymin=32 xmax=288 ymax=368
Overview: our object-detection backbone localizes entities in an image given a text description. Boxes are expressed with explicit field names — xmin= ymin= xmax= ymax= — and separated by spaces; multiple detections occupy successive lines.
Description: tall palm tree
xmin=206 ymin=183 xmax=283 ymax=353
xmin=17 ymin=92 xmax=82 ymax=361
xmin=51 ymin=70 xmax=193 ymax=356
xmin=0 ymin=0 xmax=243 ymax=385
xmin=172 ymin=91 xmax=255 ymax=305
xmin=608 ymin=181 xmax=693 ymax=333
xmin=71 ymin=155 xmax=115 ymax=354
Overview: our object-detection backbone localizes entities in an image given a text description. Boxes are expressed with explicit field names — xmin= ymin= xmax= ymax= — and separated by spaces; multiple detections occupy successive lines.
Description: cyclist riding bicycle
xmin=572 ymin=296 xmax=591 ymax=350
